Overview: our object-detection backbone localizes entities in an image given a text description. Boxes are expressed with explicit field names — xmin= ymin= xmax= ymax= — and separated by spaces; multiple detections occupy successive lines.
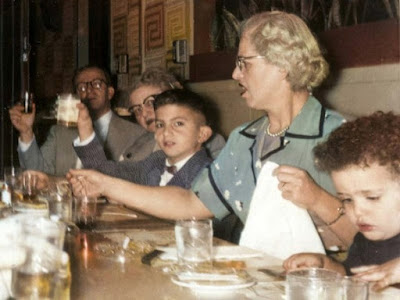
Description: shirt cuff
xmin=18 ymin=136 xmax=35 ymax=152
xmin=73 ymin=132 xmax=96 ymax=146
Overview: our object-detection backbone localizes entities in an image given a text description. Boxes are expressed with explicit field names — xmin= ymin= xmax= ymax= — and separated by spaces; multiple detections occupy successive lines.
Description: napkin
xmin=158 ymin=245 xmax=264 ymax=261
xmin=239 ymin=161 xmax=325 ymax=260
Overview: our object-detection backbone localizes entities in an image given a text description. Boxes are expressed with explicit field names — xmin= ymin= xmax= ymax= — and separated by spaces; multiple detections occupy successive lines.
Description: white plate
xmin=171 ymin=271 xmax=256 ymax=291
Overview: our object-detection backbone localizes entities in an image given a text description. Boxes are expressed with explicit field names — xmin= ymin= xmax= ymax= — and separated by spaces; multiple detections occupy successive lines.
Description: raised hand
xmin=76 ymin=102 xmax=94 ymax=141
xmin=9 ymin=103 xmax=36 ymax=143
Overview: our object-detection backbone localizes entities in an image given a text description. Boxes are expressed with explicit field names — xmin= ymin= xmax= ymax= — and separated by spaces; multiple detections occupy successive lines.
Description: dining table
xmin=65 ymin=203 xmax=400 ymax=300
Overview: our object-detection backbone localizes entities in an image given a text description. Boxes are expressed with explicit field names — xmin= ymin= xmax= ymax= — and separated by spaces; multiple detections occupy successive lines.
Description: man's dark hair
xmin=153 ymin=89 xmax=210 ymax=125
xmin=72 ymin=65 xmax=112 ymax=88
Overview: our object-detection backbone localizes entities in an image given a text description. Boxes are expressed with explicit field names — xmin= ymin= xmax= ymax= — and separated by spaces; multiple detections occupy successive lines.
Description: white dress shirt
xmin=159 ymin=153 xmax=194 ymax=186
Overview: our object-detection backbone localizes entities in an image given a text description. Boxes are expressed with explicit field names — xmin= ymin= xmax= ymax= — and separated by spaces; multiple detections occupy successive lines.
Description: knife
xmin=141 ymin=249 xmax=164 ymax=266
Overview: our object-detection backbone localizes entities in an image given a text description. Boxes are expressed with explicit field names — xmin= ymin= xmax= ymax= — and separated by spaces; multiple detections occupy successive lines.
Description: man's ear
xmin=198 ymin=125 xmax=213 ymax=144
xmin=107 ymin=86 xmax=115 ymax=100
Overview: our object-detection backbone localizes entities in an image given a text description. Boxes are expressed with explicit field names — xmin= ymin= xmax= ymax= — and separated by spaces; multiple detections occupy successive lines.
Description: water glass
xmin=21 ymin=216 xmax=66 ymax=249
xmin=3 ymin=166 xmax=21 ymax=187
xmin=286 ymin=268 xmax=343 ymax=300
xmin=342 ymin=276 xmax=369 ymax=300
xmin=74 ymin=195 xmax=97 ymax=229
xmin=47 ymin=180 xmax=73 ymax=222
xmin=56 ymin=93 xmax=80 ymax=127
xmin=175 ymin=218 xmax=213 ymax=270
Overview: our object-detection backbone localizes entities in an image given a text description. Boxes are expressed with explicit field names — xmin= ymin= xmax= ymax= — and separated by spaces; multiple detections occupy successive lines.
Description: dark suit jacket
xmin=18 ymin=113 xmax=154 ymax=176
xmin=74 ymin=136 xmax=212 ymax=189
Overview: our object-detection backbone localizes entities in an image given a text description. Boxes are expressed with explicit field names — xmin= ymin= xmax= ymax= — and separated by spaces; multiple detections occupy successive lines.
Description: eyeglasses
xmin=235 ymin=55 xmax=267 ymax=71
xmin=128 ymin=95 xmax=156 ymax=116
xmin=76 ymin=79 xmax=106 ymax=93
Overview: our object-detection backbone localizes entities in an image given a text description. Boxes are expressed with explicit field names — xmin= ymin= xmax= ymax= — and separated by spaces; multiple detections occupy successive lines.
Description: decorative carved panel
xmin=145 ymin=1 xmax=164 ymax=52
xmin=113 ymin=16 xmax=127 ymax=55
xmin=112 ymin=0 xmax=128 ymax=18
xmin=165 ymin=0 xmax=188 ymax=49
xmin=127 ymin=4 xmax=141 ymax=76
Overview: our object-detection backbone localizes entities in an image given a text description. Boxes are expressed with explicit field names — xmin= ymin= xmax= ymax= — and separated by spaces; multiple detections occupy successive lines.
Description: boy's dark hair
xmin=72 ymin=65 xmax=112 ymax=88
xmin=314 ymin=111 xmax=400 ymax=175
xmin=153 ymin=89 xmax=209 ymax=125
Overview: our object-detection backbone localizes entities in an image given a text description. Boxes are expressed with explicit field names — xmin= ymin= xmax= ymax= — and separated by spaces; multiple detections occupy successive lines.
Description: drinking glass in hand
xmin=56 ymin=93 xmax=80 ymax=127
xmin=74 ymin=196 xmax=97 ymax=230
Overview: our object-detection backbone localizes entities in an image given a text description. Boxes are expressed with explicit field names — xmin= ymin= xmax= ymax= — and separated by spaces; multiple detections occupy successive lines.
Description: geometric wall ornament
xmin=113 ymin=0 xmax=128 ymax=18
xmin=128 ymin=4 xmax=141 ymax=76
xmin=145 ymin=1 xmax=164 ymax=52
xmin=129 ymin=0 xmax=140 ymax=9
xmin=113 ymin=16 xmax=128 ymax=55
xmin=165 ymin=0 xmax=188 ymax=50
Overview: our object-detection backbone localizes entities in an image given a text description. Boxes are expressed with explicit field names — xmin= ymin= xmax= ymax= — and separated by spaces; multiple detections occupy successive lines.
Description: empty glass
xmin=175 ymin=218 xmax=213 ymax=271
xmin=286 ymin=268 xmax=343 ymax=300
xmin=342 ymin=276 xmax=369 ymax=300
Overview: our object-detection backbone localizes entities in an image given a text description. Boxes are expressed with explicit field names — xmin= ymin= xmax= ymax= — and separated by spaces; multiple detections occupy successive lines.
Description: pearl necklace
xmin=266 ymin=123 xmax=289 ymax=137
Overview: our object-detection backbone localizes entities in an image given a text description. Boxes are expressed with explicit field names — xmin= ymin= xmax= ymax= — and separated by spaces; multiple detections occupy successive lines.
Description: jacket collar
xmin=239 ymin=96 xmax=325 ymax=140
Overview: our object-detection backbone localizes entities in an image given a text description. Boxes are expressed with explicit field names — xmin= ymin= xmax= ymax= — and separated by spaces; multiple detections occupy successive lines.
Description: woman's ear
xmin=198 ymin=125 xmax=213 ymax=144
xmin=279 ymin=68 xmax=288 ymax=81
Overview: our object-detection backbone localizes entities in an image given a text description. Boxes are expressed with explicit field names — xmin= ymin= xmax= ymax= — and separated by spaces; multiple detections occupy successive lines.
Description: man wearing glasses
xmin=9 ymin=65 xmax=154 ymax=176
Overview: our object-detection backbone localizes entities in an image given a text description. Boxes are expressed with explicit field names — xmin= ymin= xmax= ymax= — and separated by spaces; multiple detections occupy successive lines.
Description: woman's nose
xmin=232 ymin=65 xmax=242 ymax=81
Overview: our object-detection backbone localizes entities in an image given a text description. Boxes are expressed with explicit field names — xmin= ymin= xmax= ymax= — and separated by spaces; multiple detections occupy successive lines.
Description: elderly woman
xmin=69 ymin=11 xmax=356 ymax=250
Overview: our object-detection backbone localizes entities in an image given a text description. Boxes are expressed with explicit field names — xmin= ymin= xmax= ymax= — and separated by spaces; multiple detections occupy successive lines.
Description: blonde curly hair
xmin=241 ymin=11 xmax=329 ymax=91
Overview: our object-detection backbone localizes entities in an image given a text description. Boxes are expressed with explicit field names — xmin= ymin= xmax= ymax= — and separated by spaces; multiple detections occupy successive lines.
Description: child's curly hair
xmin=314 ymin=111 xmax=400 ymax=176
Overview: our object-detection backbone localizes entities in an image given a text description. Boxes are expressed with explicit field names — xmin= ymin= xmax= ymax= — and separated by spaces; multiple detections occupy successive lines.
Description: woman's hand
xmin=273 ymin=165 xmax=322 ymax=210
xmin=352 ymin=258 xmax=400 ymax=291
xmin=66 ymin=169 xmax=106 ymax=198
xmin=283 ymin=253 xmax=325 ymax=271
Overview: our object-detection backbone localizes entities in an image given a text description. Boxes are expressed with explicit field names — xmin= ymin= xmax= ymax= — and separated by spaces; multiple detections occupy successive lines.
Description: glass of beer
xmin=74 ymin=195 xmax=97 ymax=230
xmin=13 ymin=172 xmax=48 ymax=216
xmin=56 ymin=93 xmax=80 ymax=127
xmin=11 ymin=217 xmax=68 ymax=299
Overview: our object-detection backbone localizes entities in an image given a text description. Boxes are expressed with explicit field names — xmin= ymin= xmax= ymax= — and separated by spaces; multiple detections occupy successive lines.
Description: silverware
xmin=141 ymin=249 xmax=164 ymax=265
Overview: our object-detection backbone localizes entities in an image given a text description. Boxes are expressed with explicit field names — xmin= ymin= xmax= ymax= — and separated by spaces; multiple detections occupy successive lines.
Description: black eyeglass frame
xmin=128 ymin=94 xmax=157 ymax=116
xmin=76 ymin=78 xmax=107 ymax=93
